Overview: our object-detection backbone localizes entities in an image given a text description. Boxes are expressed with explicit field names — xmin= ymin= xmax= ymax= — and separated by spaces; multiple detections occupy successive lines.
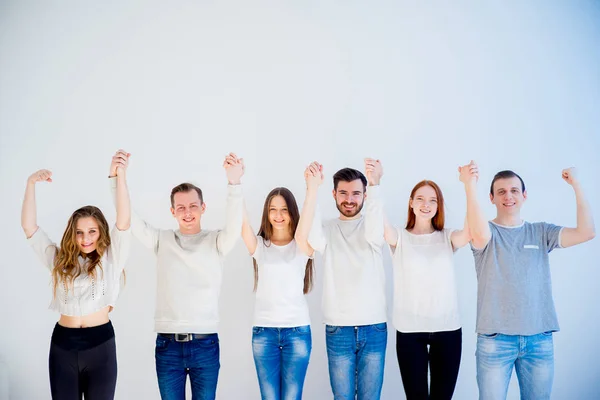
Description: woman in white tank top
xmin=384 ymin=170 xmax=475 ymax=400
xmin=241 ymin=184 xmax=316 ymax=400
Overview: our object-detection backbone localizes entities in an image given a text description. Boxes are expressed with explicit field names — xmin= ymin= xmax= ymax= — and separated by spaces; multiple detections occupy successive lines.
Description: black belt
xmin=158 ymin=333 xmax=214 ymax=342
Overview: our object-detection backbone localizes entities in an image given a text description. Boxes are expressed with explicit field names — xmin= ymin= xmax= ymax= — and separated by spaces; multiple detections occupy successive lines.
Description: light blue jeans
xmin=252 ymin=326 xmax=312 ymax=400
xmin=476 ymin=332 xmax=554 ymax=400
xmin=325 ymin=323 xmax=387 ymax=400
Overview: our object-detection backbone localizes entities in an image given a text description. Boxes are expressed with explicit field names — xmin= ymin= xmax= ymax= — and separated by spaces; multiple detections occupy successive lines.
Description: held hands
xmin=458 ymin=160 xmax=479 ymax=185
xmin=28 ymin=169 xmax=53 ymax=185
xmin=109 ymin=149 xmax=130 ymax=178
xmin=304 ymin=161 xmax=324 ymax=191
xmin=224 ymin=152 xmax=244 ymax=185
xmin=364 ymin=158 xmax=383 ymax=186
xmin=562 ymin=167 xmax=579 ymax=186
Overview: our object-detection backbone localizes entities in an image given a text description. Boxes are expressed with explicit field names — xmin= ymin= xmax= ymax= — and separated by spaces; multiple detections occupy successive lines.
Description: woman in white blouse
xmin=384 ymin=172 xmax=474 ymax=400
xmin=21 ymin=149 xmax=131 ymax=400
xmin=240 ymin=164 xmax=316 ymax=400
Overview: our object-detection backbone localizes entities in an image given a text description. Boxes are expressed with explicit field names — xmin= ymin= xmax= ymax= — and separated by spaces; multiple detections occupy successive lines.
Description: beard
xmin=336 ymin=201 xmax=364 ymax=218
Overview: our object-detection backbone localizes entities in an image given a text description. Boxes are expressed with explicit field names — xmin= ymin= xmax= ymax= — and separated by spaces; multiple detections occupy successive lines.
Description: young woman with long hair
xmin=240 ymin=157 xmax=316 ymax=400
xmin=21 ymin=150 xmax=131 ymax=399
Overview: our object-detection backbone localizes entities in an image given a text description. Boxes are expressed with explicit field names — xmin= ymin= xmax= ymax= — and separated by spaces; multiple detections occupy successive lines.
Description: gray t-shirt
xmin=471 ymin=221 xmax=563 ymax=335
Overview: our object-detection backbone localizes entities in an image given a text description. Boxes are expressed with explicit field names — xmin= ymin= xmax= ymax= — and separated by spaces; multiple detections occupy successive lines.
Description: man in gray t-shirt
xmin=459 ymin=162 xmax=595 ymax=400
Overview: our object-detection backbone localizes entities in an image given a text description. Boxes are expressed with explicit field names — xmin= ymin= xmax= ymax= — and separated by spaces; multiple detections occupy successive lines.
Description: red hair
xmin=405 ymin=180 xmax=445 ymax=231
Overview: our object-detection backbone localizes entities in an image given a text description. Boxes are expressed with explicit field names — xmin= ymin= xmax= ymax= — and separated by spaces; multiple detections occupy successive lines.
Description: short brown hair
xmin=170 ymin=183 xmax=203 ymax=207
xmin=333 ymin=168 xmax=367 ymax=191
xmin=405 ymin=180 xmax=445 ymax=231
xmin=490 ymin=170 xmax=525 ymax=196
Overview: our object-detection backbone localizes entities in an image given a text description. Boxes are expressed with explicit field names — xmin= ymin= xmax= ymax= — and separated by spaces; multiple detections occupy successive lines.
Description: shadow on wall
xmin=0 ymin=356 xmax=8 ymax=399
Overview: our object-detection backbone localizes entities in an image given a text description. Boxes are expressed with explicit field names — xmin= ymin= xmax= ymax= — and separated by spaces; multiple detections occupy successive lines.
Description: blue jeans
xmin=252 ymin=325 xmax=312 ymax=400
xmin=476 ymin=332 xmax=554 ymax=400
xmin=325 ymin=323 xmax=387 ymax=400
xmin=155 ymin=334 xmax=220 ymax=400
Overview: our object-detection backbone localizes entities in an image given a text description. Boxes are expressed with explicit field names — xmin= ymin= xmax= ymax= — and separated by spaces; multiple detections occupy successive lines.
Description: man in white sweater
xmin=109 ymin=151 xmax=244 ymax=400
xmin=297 ymin=159 xmax=387 ymax=400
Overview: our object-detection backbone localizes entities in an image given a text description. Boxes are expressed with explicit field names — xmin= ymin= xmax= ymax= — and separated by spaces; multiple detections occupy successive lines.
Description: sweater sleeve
xmin=364 ymin=185 xmax=385 ymax=248
xmin=307 ymin=207 xmax=327 ymax=253
xmin=110 ymin=177 xmax=159 ymax=253
xmin=216 ymin=184 xmax=244 ymax=257
xmin=27 ymin=227 xmax=57 ymax=271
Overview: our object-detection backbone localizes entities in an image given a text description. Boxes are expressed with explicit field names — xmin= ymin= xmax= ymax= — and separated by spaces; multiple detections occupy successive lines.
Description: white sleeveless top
xmin=391 ymin=228 xmax=461 ymax=333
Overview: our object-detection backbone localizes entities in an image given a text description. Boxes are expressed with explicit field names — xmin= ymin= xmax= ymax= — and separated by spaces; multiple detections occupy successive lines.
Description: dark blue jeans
xmin=155 ymin=334 xmax=220 ymax=400
xmin=252 ymin=325 xmax=312 ymax=400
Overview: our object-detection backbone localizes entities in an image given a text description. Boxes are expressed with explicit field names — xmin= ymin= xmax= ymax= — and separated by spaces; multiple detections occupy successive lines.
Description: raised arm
xmin=21 ymin=169 xmax=52 ymax=238
xmin=459 ymin=160 xmax=491 ymax=249
xmin=296 ymin=162 xmax=323 ymax=256
xmin=558 ymin=168 xmax=595 ymax=248
xmin=216 ymin=152 xmax=245 ymax=256
xmin=241 ymin=202 xmax=258 ymax=255
xmin=110 ymin=150 xmax=131 ymax=231
xmin=364 ymin=158 xmax=385 ymax=247
xmin=450 ymin=216 xmax=472 ymax=250
xmin=384 ymin=216 xmax=398 ymax=248
xmin=109 ymin=150 xmax=159 ymax=252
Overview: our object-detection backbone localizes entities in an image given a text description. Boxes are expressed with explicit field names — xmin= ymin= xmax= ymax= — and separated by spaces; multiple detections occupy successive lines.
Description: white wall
xmin=1 ymin=1 xmax=599 ymax=399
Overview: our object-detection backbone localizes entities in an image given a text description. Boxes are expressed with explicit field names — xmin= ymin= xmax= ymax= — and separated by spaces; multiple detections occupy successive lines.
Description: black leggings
xmin=396 ymin=328 xmax=462 ymax=400
xmin=49 ymin=321 xmax=117 ymax=400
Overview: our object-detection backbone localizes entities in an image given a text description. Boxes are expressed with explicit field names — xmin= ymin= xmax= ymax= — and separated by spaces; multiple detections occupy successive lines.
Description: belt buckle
xmin=175 ymin=333 xmax=191 ymax=342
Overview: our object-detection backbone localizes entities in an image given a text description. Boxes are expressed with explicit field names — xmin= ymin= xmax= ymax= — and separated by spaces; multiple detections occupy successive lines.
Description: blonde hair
xmin=52 ymin=206 xmax=111 ymax=297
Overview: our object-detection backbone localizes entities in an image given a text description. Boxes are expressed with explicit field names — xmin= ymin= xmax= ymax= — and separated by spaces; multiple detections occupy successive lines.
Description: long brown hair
xmin=405 ymin=180 xmax=445 ymax=231
xmin=52 ymin=206 xmax=111 ymax=297
xmin=254 ymin=187 xmax=314 ymax=294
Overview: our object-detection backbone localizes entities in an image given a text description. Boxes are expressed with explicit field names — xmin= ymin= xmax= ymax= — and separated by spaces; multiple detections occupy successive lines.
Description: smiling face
xmin=75 ymin=217 xmax=100 ymax=254
xmin=490 ymin=176 xmax=527 ymax=217
xmin=268 ymin=195 xmax=291 ymax=233
xmin=171 ymin=190 xmax=206 ymax=234
xmin=410 ymin=185 xmax=438 ymax=222
xmin=333 ymin=179 xmax=365 ymax=219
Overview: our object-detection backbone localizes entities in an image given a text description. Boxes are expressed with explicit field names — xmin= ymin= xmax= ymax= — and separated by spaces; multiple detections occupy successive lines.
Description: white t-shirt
xmin=252 ymin=237 xmax=311 ymax=327
xmin=28 ymin=225 xmax=131 ymax=317
xmin=308 ymin=185 xmax=387 ymax=326
xmin=391 ymin=228 xmax=461 ymax=333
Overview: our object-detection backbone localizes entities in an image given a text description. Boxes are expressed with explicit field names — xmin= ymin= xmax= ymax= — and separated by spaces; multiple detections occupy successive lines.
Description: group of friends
xmin=21 ymin=149 xmax=595 ymax=400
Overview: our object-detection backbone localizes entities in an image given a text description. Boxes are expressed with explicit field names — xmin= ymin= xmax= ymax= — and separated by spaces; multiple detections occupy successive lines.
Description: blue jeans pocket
xmin=294 ymin=325 xmax=311 ymax=334
xmin=194 ymin=337 xmax=219 ymax=348
xmin=155 ymin=336 xmax=170 ymax=352
xmin=541 ymin=331 xmax=553 ymax=337
xmin=478 ymin=333 xmax=499 ymax=339
xmin=253 ymin=326 xmax=265 ymax=335
xmin=372 ymin=322 xmax=387 ymax=332
xmin=326 ymin=325 xmax=340 ymax=334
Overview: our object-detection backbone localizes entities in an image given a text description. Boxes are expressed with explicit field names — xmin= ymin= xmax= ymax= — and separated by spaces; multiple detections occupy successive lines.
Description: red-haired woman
xmin=384 ymin=175 xmax=473 ymax=400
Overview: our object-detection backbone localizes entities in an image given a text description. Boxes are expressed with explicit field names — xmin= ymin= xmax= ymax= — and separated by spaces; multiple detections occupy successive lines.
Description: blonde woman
xmin=21 ymin=150 xmax=131 ymax=399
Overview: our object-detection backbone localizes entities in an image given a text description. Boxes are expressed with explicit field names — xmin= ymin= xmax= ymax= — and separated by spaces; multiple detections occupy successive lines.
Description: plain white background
xmin=1 ymin=1 xmax=599 ymax=399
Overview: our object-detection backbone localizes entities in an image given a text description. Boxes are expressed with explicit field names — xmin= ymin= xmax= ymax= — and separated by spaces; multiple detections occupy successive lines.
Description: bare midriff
xmin=58 ymin=305 xmax=113 ymax=328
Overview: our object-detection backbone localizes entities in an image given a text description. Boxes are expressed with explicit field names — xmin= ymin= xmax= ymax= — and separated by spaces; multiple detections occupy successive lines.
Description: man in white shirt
xmin=297 ymin=159 xmax=387 ymax=400
xmin=110 ymin=152 xmax=244 ymax=400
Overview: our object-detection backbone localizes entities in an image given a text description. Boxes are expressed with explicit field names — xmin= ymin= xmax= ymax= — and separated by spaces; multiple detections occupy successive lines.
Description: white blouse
xmin=28 ymin=225 xmax=131 ymax=316
xmin=391 ymin=228 xmax=461 ymax=333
